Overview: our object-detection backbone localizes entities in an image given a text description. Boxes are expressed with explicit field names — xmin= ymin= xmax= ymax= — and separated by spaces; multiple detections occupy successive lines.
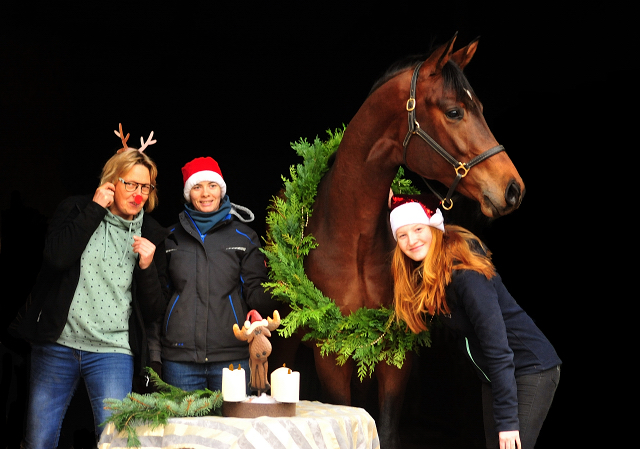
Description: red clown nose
xmin=134 ymin=195 xmax=143 ymax=205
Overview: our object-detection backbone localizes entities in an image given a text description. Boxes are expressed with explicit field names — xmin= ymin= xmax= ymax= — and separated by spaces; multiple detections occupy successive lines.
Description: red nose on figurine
xmin=134 ymin=194 xmax=143 ymax=205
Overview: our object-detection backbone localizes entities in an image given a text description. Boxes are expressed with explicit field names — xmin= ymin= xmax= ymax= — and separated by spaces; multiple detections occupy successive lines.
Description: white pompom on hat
xmin=182 ymin=157 xmax=227 ymax=202
xmin=389 ymin=194 xmax=445 ymax=240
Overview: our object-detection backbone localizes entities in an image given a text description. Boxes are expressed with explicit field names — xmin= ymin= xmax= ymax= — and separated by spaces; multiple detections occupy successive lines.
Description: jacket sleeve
xmin=140 ymin=226 xmax=172 ymax=364
xmin=454 ymin=270 xmax=519 ymax=432
xmin=240 ymin=232 xmax=280 ymax=319
xmin=134 ymin=235 xmax=169 ymax=326
xmin=43 ymin=196 xmax=107 ymax=272
xmin=146 ymin=315 xmax=163 ymax=364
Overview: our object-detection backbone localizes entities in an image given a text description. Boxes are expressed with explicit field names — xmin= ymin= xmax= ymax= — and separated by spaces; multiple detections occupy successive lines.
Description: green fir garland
xmin=102 ymin=368 xmax=223 ymax=447
xmin=262 ymin=127 xmax=430 ymax=381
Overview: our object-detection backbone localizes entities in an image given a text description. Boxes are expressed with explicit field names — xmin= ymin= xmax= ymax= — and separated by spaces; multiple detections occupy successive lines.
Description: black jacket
xmin=10 ymin=195 xmax=169 ymax=376
xmin=150 ymin=209 xmax=278 ymax=364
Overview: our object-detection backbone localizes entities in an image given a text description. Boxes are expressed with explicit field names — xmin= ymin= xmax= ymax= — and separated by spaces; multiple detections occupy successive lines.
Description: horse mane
xmin=368 ymin=54 xmax=425 ymax=94
xmin=368 ymin=50 xmax=479 ymax=110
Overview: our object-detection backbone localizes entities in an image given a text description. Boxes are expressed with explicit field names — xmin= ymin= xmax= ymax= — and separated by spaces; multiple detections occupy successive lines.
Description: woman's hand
xmin=499 ymin=430 xmax=521 ymax=449
xmin=133 ymin=235 xmax=156 ymax=270
xmin=93 ymin=182 xmax=115 ymax=208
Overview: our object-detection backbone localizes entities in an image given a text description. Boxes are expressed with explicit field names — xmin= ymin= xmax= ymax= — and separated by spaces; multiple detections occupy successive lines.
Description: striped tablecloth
xmin=98 ymin=400 xmax=380 ymax=449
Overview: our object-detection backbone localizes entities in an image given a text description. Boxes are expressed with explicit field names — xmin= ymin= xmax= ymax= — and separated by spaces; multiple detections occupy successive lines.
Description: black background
xmin=1 ymin=2 xmax=632 ymax=447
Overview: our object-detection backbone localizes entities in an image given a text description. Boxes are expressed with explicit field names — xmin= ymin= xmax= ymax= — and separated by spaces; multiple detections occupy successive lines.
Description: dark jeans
xmin=24 ymin=343 xmax=133 ymax=449
xmin=163 ymin=357 xmax=250 ymax=392
xmin=482 ymin=365 xmax=560 ymax=449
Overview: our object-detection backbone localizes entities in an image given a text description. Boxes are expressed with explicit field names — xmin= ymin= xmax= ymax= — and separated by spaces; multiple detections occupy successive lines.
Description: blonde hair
xmin=392 ymin=224 xmax=495 ymax=334
xmin=99 ymin=149 xmax=159 ymax=212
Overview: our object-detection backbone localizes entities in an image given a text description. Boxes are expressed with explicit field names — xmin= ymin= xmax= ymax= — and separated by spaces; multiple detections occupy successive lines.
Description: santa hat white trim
xmin=242 ymin=319 xmax=269 ymax=335
xmin=390 ymin=201 xmax=445 ymax=240
xmin=183 ymin=170 xmax=227 ymax=202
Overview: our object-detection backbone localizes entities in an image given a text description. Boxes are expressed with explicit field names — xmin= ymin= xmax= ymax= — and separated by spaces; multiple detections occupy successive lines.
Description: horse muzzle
xmin=482 ymin=178 xmax=525 ymax=217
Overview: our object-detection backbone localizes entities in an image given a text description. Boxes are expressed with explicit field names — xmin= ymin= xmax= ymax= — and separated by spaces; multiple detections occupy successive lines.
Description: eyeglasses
xmin=118 ymin=178 xmax=155 ymax=194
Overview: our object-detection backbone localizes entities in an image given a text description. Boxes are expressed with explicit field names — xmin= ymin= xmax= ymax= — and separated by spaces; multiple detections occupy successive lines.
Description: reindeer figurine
xmin=232 ymin=310 xmax=281 ymax=396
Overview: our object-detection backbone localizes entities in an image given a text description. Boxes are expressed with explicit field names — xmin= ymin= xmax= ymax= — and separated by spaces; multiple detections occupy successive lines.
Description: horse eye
xmin=446 ymin=108 xmax=464 ymax=120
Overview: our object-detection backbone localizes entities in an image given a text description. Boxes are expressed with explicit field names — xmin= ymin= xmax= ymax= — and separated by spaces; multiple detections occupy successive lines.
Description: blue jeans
xmin=162 ymin=358 xmax=250 ymax=392
xmin=482 ymin=365 xmax=561 ymax=449
xmin=24 ymin=343 xmax=133 ymax=449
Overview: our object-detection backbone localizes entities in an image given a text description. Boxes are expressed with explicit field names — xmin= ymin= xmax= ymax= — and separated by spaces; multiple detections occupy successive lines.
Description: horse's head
xmin=402 ymin=35 xmax=524 ymax=218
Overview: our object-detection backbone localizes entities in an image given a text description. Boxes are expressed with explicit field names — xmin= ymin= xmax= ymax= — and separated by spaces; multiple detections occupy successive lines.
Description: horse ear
xmin=450 ymin=37 xmax=479 ymax=70
xmin=424 ymin=33 xmax=458 ymax=74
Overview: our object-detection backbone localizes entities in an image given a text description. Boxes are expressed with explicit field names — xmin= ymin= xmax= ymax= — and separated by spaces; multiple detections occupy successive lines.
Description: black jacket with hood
xmin=10 ymin=195 xmax=169 ymax=377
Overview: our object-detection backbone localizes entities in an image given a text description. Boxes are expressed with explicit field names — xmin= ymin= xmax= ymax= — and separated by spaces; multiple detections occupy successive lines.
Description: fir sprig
xmin=101 ymin=368 xmax=223 ymax=448
xmin=262 ymin=127 xmax=430 ymax=380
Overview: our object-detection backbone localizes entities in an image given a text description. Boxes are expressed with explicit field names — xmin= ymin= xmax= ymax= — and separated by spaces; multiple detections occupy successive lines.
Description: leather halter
xmin=402 ymin=61 xmax=505 ymax=210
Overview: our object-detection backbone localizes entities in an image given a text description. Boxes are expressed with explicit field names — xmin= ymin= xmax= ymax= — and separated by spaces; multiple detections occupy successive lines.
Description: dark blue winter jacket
xmin=443 ymin=270 xmax=561 ymax=432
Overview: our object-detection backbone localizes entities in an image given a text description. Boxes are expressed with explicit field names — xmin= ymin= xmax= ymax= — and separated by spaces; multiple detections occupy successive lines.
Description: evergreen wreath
xmin=262 ymin=127 xmax=431 ymax=381
xmin=101 ymin=368 xmax=223 ymax=447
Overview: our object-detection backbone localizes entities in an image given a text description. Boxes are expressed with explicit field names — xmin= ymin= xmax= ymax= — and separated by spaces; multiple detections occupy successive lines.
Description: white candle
xmin=222 ymin=365 xmax=247 ymax=402
xmin=270 ymin=366 xmax=300 ymax=403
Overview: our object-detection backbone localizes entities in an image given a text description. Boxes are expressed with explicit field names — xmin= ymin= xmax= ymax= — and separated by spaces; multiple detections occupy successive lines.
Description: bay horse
xmin=302 ymin=35 xmax=524 ymax=448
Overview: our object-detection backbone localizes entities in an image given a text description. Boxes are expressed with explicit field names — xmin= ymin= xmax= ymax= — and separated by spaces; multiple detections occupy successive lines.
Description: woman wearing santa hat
xmin=149 ymin=156 xmax=278 ymax=393
xmin=389 ymin=194 xmax=561 ymax=449
xmin=11 ymin=126 xmax=169 ymax=447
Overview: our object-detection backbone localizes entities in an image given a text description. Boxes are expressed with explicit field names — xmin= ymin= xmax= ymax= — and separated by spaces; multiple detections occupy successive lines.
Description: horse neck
xmin=316 ymin=77 xmax=410 ymax=229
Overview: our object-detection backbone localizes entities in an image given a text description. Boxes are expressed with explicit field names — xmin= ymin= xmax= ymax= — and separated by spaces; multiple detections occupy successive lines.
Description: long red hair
xmin=392 ymin=224 xmax=495 ymax=334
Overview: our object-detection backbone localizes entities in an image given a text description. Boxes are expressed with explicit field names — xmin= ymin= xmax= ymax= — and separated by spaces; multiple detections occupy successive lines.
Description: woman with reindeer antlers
xmin=10 ymin=125 xmax=169 ymax=447
xmin=148 ymin=156 xmax=278 ymax=393
xmin=388 ymin=194 xmax=561 ymax=449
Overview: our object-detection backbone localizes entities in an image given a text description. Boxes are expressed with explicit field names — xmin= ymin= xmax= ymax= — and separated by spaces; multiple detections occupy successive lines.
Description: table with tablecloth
xmin=98 ymin=400 xmax=380 ymax=449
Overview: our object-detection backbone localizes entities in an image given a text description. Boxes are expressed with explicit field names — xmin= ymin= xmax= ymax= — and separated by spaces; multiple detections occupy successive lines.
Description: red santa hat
xmin=181 ymin=157 xmax=227 ymax=201
xmin=389 ymin=194 xmax=445 ymax=240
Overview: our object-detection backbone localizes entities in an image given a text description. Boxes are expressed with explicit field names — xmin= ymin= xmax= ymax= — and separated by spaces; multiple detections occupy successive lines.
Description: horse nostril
xmin=505 ymin=180 xmax=522 ymax=208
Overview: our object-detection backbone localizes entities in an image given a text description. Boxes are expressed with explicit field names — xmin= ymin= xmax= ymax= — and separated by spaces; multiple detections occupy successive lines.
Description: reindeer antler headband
xmin=114 ymin=123 xmax=157 ymax=154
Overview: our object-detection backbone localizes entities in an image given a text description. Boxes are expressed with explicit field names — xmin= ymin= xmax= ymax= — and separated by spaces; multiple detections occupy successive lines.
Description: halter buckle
xmin=454 ymin=162 xmax=469 ymax=178
xmin=406 ymin=98 xmax=416 ymax=112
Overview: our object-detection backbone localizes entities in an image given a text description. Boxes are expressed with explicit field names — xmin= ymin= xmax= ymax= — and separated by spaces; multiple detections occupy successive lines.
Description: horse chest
xmin=305 ymin=236 xmax=393 ymax=311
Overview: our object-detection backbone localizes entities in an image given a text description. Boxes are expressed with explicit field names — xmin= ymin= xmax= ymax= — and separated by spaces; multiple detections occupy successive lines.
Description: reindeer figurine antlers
xmin=114 ymin=123 xmax=156 ymax=154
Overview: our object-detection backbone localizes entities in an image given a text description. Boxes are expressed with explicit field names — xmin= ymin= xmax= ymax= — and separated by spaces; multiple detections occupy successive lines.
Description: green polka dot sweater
xmin=56 ymin=209 xmax=143 ymax=354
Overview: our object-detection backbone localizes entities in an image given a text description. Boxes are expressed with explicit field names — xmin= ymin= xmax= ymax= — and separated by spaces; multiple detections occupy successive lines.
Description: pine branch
xmin=101 ymin=368 xmax=223 ymax=448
